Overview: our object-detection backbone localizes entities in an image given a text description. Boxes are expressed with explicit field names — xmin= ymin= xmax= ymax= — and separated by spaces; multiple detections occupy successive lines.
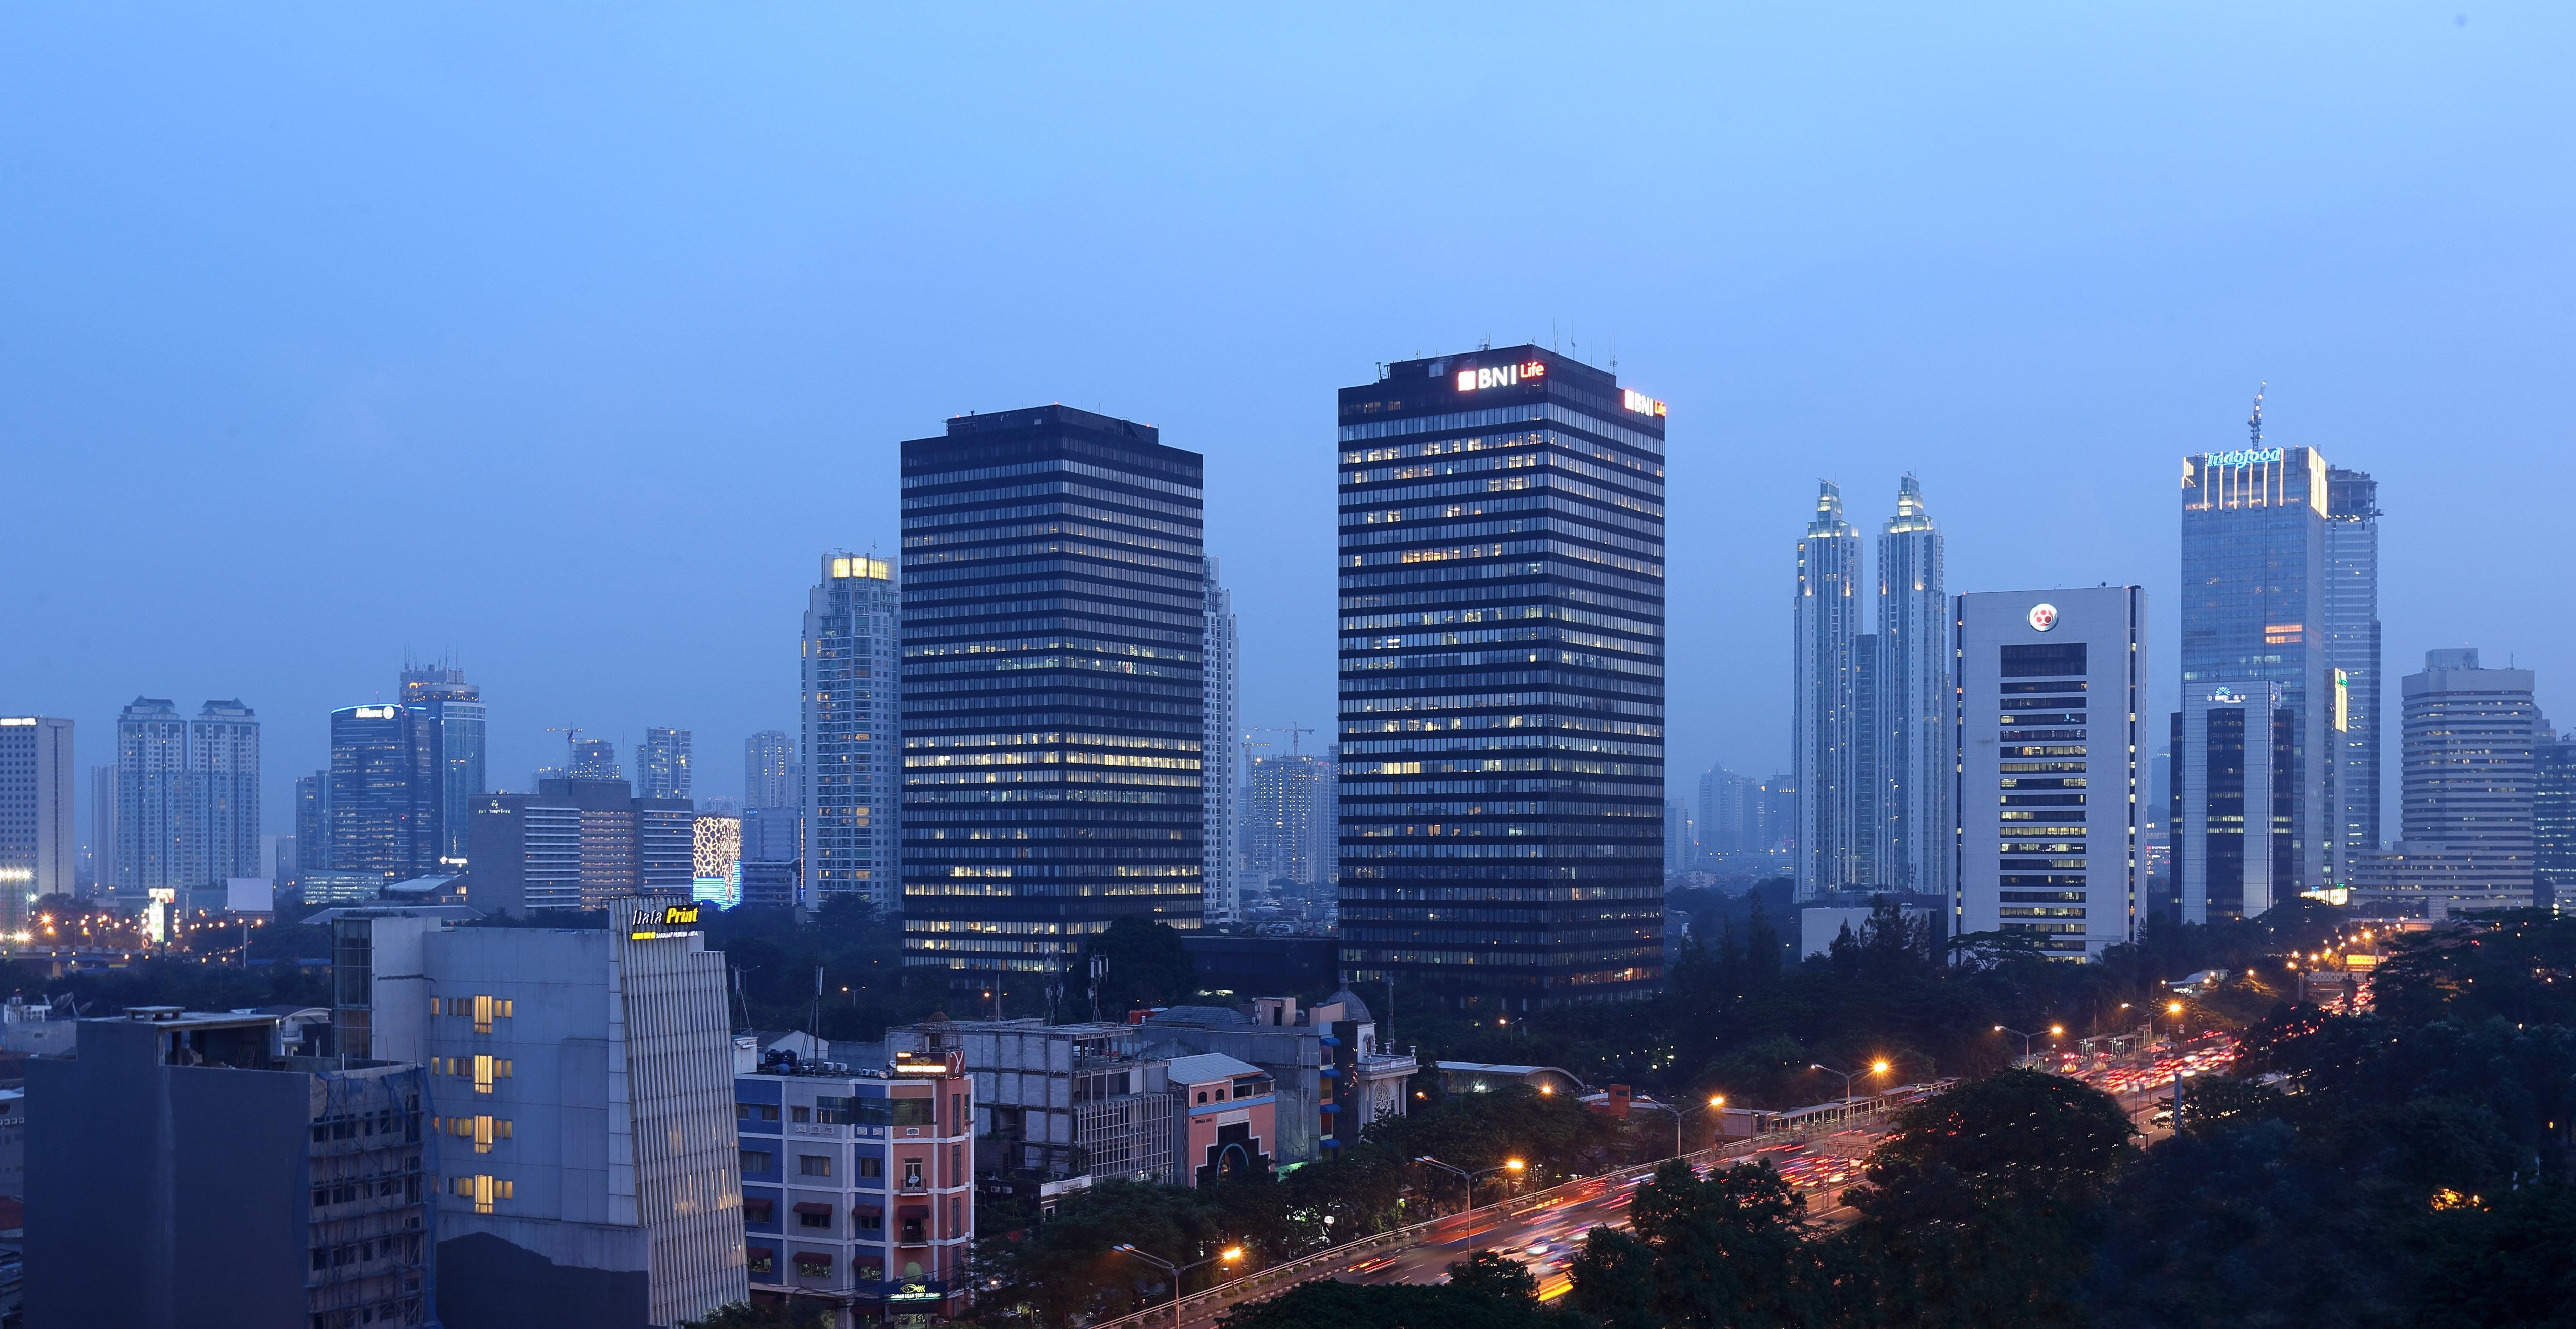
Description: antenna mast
xmin=2248 ymin=382 xmax=2267 ymax=448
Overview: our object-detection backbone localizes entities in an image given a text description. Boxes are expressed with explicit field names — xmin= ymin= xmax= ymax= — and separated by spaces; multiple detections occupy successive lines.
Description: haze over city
xmin=6 ymin=5 xmax=2570 ymax=821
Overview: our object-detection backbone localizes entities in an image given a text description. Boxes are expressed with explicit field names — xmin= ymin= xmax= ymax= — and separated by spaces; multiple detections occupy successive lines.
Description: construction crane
xmin=1249 ymin=724 xmax=1317 ymax=758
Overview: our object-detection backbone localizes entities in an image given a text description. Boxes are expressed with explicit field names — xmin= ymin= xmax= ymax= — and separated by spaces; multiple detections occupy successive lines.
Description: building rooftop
xmin=1167 ymin=1052 xmax=1264 ymax=1085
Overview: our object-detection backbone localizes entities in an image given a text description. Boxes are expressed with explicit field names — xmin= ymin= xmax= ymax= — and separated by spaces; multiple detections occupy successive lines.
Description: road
xmin=1136 ymin=1036 xmax=2237 ymax=1326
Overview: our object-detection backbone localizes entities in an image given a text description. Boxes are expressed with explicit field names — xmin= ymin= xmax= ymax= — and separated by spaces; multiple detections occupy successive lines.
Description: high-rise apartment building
xmin=1954 ymin=588 xmax=2146 ymax=958
xmin=401 ymin=665 xmax=486 ymax=870
xmin=1794 ymin=483 xmax=1866 ymax=899
xmin=568 ymin=737 xmax=620 ymax=781
xmin=804 ymin=554 xmax=901 ymax=914
xmin=1335 ymin=347 xmax=1665 ymax=1008
xmin=739 ymin=806 xmax=801 ymax=910
xmin=638 ymin=727 xmax=693 ymax=801
xmin=1697 ymin=765 xmax=1754 ymax=858
xmin=2178 ymin=402 xmax=2334 ymax=898
xmin=1204 ymin=560 xmax=1242 ymax=924
xmin=0 ymin=717 xmax=75 ymax=921
xmin=115 ymin=697 xmax=192 ymax=898
xmin=901 ymin=406 xmax=1207 ymax=981
xmin=2347 ymin=649 xmax=2538 ymax=916
xmin=744 ymin=730 xmax=794 ymax=810
xmin=324 ymin=902 xmax=747 ymax=1328
xmin=190 ymin=699 xmax=261 ymax=888
xmin=330 ymin=704 xmax=420 ymax=884
xmin=2324 ymin=468 xmax=2384 ymax=862
xmin=2537 ymin=723 xmax=2576 ymax=909
xmin=1877 ymin=476 xmax=1951 ymax=895
xmin=1246 ymin=750 xmax=1333 ymax=888
xmin=295 ymin=771 xmax=327 ymax=876
xmin=87 ymin=761 xmax=115 ymax=896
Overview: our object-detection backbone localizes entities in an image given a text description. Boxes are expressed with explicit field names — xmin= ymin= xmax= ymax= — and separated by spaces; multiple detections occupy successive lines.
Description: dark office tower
xmin=1203 ymin=560 xmax=1242 ymax=922
xmin=115 ymin=697 xmax=191 ymax=898
xmin=637 ymin=727 xmax=692 ymax=801
xmin=87 ymin=762 xmax=116 ymax=896
xmin=2178 ymin=393 xmax=2334 ymax=899
xmin=744 ymin=730 xmax=794 ymax=810
xmin=190 ymin=700 xmax=261 ymax=885
xmin=900 ymin=406 xmax=1206 ymax=982
xmin=2537 ymin=723 xmax=2576 ymax=909
xmin=1794 ymin=482 xmax=1867 ymax=899
xmin=2325 ymin=468 xmax=2383 ymax=860
xmin=1335 ymin=348 xmax=1666 ymax=1009
xmin=400 ymin=664 xmax=486 ymax=870
xmin=329 ymin=703 xmax=418 ymax=882
xmin=1877 ymin=475 xmax=1951 ymax=894
xmin=804 ymin=554 xmax=901 ymax=913
xmin=294 ymin=772 xmax=326 ymax=876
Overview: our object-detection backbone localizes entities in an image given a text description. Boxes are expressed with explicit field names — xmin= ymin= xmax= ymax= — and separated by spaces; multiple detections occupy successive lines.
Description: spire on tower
xmin=2249 ymin=382 xmax=2267 ymax=448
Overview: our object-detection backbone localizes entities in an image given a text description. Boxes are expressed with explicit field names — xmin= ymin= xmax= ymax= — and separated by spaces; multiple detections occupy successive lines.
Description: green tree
xmin=1608 ymin=1158 xmax=1825 ymax=1328
xmin=1076 ymin=916 xmax=1202 ymax=1018
xmin=682 ymin=1300 xmax=830 ymax=1329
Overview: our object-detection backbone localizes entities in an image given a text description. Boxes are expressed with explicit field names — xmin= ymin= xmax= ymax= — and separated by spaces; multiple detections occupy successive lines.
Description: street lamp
xmin=1108 ymin=1242 xmax=1246 ymax=1327
xmin=1652 ymin=1094 xmax=1729 ymax=1160
xmin=1416 ymin=1155 xmax=1527 ymax=1211
xmin=1993 ymin=1025 xmax=2063 ymax=1065
xmin=1808 ymin=1057 xmax=1889 ymax=1104
xmin=2165 ymin=1000 xmax=2187 ymax=1044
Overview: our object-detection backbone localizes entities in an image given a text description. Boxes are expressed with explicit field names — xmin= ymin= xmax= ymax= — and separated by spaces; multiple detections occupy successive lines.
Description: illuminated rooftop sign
xmin=629 ymin=901 xmax=704 ymax=940
xmin=1621 ymin=388 xmax=1667 ymax=417
xmin=349 ymin=706 xmax=400 ymax=720
xmin=2206 ymin=448 xmax=2283 ymax=468
xmin=1455 ymin=361 xmax=1545 ymax=393
xmin=2027 ymin=603 xmax=2059 ymax=632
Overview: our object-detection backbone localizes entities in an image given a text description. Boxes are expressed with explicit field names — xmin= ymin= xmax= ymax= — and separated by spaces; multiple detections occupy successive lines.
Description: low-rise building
xmin=1168 ymin=1052 xmax=1275 ymax=1186
xmin=1142 ymin=989 xmax=1412 ymax=1164
xmin=322 ymin=898 xmax=746 ymax=1328
xmin=734 ymin=1046 xmax=974 ymax=1325
xmin=25 ymin=1009 xmax=432 ymax=1327
xmin=883 ymin=1018 xmax=1176 ymax=1188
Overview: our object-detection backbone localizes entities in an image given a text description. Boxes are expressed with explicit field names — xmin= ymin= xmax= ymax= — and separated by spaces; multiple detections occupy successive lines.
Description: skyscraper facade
xmin=2178 ymin=408 xmax=2334 ymax=900
xmin=329 ymin=703 xmax=419 ymax=883
xmin=2536 ymin=724 xmax=2576 ymax=909
xmin=294 ymin=771 xmax=326 ymax=876
xmin=2324 ymin=468 xmax=2384 ymax=861
xmin=1954 ymin=588 xmax=2146 ymax=958
xmin=1697 ymin=765 xmax=1757 ymax=857
xmin=190 ymin=700 xmax=261 ymax=886
xmin=638 ymin=727 xmax=692 ymax=801
xmin=743 ymin=730 xmax=794 ymax=810
xmin=0 ymin=716 xmax=76 ymax=921
xmin=2347 ymin=649 xmax=2537 ymax=916
xmin=1335 ymin=347 xmax=1665 ymax=1008
xmin=87 ymin=761 xmax=115 ymax=896
xmin=803 ymin=553 xmax=901 ymax=914
xmin=901 ymin=407 xmax=1206 ymax=980
xmin=402 ymin=664 xmax=486 ymax=870
xmin=1203 ymin=560 xmax=1242 ymax=923
xmin=568 ymin=737 xmax=619 ymax=781
xmin=1877 ymin=476 xmax=1950 ymax=895
xmin=115 ymin=697 xmax=191 ymax=897
xmin=1794 ymin=483 xmax=1866 ymax=899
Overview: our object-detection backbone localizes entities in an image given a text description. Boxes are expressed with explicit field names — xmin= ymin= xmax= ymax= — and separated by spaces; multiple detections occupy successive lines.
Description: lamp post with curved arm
xmin=1993 ymin=1023 xmax=2065 ymax=1066
xmin=1415 ymin=1155 xmax=1526 ymax=1212
xmin=1108 ymin=1242 xmax=1246 ymax=1327
xmin=1652 ymin=1093 xmax=1729 ymax=1160
xmin=1808 ymin=1056 xmax=1891 ymax=1105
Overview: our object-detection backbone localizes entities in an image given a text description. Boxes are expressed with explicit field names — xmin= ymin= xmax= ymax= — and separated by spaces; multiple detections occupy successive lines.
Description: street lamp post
xmin=1415 ymin=1155 xmax=1526 ymax=1212
xmin=1660 ymin=1094 xmax=1728 ymax=1160
xmin=1993 ymin=1024 xmax=2066 ymax=1066
xmin=1108 ymin=1242 xmax=1246 ymax=1328
xmin=1808 ymin=1057 xmax=1891 ymax=1105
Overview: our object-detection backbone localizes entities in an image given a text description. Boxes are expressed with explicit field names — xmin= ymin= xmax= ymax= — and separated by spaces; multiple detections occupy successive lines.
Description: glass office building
xmin=2324 ymin=467 xmax=2384 ymax=864
xmin=329 ymin=703 xmax=419 ymax=883
xmin=401 ymin=664 xmax=486 ymax=870
xmin=2178 ymin=433 xmax=2333 ymax=898
xmin=1335 ymin=347 xmax=1665 ymax=1009
xmin=899 ymin=406 xmax=1206 ymax=981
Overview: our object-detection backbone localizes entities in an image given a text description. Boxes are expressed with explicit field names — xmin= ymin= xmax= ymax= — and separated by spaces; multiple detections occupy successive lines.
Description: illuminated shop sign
xmin=1621 ymin=388 xmax=1667 ymax=417
xmin=1454 ymin=361 xmax=1545 ymax=392
xmin=629 ymin=901 xmax=704 ymax=940
xmin=2206 ymin=448 xmax=2284 ymax=467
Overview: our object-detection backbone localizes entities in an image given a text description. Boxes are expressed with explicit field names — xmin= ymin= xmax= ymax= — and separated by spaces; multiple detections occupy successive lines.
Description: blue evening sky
xmin=3 ymin=5 xmax=2569 ymax=832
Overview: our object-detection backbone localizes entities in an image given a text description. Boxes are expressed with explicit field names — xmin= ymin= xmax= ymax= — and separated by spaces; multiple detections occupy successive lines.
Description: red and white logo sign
xmin=2027 ymin=603 xmax=2059 ymax=632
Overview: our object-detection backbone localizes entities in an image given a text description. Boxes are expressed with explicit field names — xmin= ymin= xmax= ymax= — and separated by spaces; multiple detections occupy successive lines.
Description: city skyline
xmin=4 ymin=10 xmax=2570 ymax=849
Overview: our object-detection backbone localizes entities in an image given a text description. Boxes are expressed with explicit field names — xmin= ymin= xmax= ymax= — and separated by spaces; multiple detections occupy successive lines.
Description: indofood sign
xmin=628 ymin=901 xmax=704 ymax=940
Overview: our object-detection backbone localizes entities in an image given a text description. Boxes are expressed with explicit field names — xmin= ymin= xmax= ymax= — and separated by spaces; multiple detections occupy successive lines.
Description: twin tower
xmin=1793 ymin=477 xmax=1951 ymax=901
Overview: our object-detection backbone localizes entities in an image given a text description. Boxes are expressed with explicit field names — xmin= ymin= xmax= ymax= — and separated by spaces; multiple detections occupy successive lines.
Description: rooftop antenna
xmin=2248 ymin=383 xmax=2267 ymax=448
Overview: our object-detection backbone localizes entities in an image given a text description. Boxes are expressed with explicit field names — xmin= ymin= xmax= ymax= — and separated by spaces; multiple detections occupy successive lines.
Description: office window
xmin=799 ymin=1154 xmax=832 ymax=1177
xmin=747 ymin=1248 xmax=775 ymax=1276
xmin=744 ymin=1197 xmax=775 ymax=1224
xmin=903 ymin=1159 xmax=922 ymax=1187
xmin=736 ymin=1102 xmax=780 ymax=1122
xmin=856 ymin=1210 xmax=884 ymax=1232
xmin=450 ymin=1175 xmax=513 ymax=1215
xmin=741 ymin=1149 xmax=774 ymax=1174
xmin=790 ymin=1106 xmax=812 ymax=1123
xmin=891 ymin=1098 xmax=932 ymax=1127
xmin=814 ymin=1095 xmax=856 ymax=1125
xmin=858 ymin=1156 xmax=884 ymax=1179
xmin=797 ymin=1206 xmax=831 ymax=1229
